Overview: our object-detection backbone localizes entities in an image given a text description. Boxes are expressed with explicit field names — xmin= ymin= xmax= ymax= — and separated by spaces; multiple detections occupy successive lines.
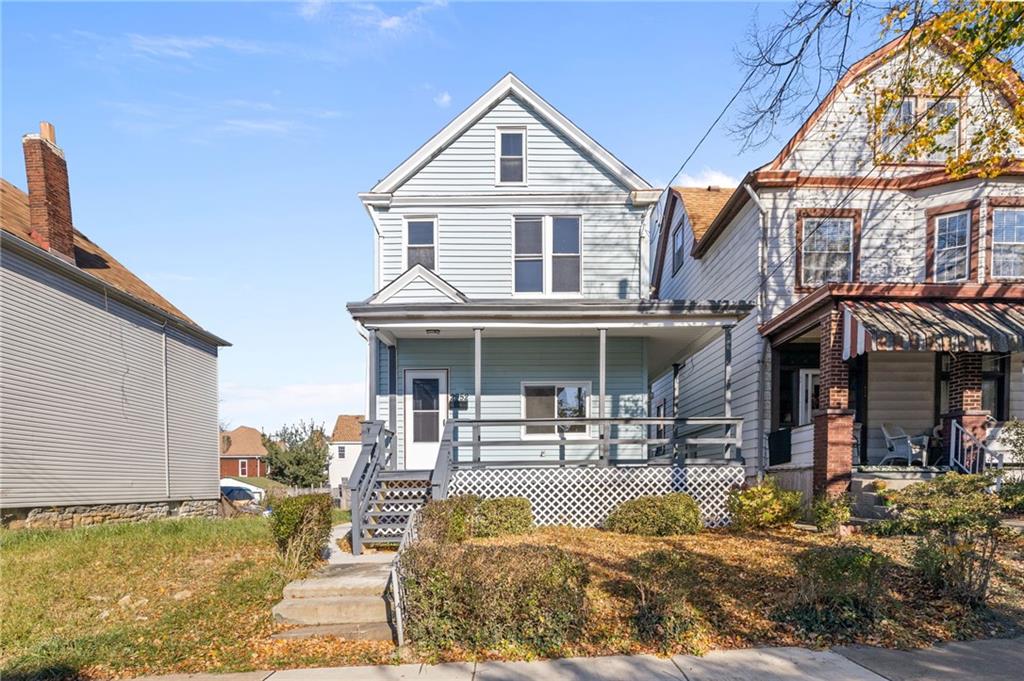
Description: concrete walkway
xmin=132 ymin=638 xmax=1024 ymax=681
xmin=326 ymin=524 xmax=395 ymax=565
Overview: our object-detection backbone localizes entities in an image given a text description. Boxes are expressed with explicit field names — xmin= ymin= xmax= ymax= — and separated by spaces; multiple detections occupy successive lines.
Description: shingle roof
xmin=220 ymin=426 xmax=268 ymax=456
xmin=671 ymin=186 xmax=734 ymax=241
xmin=1 ymin=178 xmax=195 ymax=325
xmin=331 ymin=415 xmax=363 ymax=443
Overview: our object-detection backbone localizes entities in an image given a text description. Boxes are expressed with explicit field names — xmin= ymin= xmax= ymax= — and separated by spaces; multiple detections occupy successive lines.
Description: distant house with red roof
xmin=219 ymin=426 xmax=268 ymax=478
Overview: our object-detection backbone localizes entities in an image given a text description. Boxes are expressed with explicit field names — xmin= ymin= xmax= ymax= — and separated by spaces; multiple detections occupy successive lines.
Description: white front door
xmin=798 ymin=368 xmax=821 ymax=426
xmin=404 ymin=370 xmax=448 ymax=470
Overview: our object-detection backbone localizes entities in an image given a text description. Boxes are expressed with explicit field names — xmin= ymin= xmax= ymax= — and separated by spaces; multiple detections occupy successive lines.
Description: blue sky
xmin=2 ymin=1 xmax=875 ymax=432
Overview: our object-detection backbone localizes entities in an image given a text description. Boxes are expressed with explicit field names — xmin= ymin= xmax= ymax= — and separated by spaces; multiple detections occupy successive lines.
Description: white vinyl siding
xmin=395 ymin=95 xmax=628 ymax=195
xmin=392 ymin=337 xmax=647 ymax=467
xmin=0 ymin=249 xmax=220 ymax=508
xmin=377 ymin=203 xmax=641 ymax=299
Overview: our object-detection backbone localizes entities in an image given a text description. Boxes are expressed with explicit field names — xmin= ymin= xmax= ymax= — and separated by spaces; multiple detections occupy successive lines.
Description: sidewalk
xmin=133 ymin=637 xmax=1024 ymax=681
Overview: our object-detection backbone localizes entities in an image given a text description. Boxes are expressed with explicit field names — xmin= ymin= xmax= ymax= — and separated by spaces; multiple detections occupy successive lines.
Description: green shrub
xmin=727 ymin=478 xmax=802 ymax=530
xmin=999 ymin=480 xmax=1024 ymax=514
xmin=605 ymin=493 xmax=703 ymax=536
xmin=269 ymin=493 xmax=332 ymax=570
xmin=401 ymin=542 xmax=588 ymax=654
xmin=418 ymin=495 xmax=533 ymax=543
xmin=812 ymin=493 xmax=852 ymax=534
xmin=475 ymin=497 xmax=533 ymax=538
xmin=885 ymin=473 xmax=1006 ymax=606
xmin=790 ymin=545 xmax=889 ymax=631
xmin=628 ymin=550 xmax=703 ymax=652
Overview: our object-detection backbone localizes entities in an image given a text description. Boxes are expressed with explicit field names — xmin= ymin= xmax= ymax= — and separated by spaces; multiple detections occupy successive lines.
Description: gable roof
xmin=2 ymin=178 xmax=228 ymax=345
xmin=331 ymin=415 xmax=362 ymax=442
xmin=369 ymin=73 xmax=651 ymax=194
xmin=220 ymin=426 xmax=267 ymax=457
xmin=366 ymin=264 xmax=469 ymax=304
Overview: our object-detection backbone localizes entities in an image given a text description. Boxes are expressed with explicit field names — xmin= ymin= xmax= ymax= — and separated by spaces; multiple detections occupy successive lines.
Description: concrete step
xmin=271 ymin=595 xmax=388 ymax=625
xmin=272 ymin=621 xmax=394 ymax=642
xmin=282 ymin=563 xmax=392 ymax=599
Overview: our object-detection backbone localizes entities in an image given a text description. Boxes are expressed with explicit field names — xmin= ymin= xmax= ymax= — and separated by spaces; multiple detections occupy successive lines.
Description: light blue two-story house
xmin=345 ymin=75 xmax=751 ymax=550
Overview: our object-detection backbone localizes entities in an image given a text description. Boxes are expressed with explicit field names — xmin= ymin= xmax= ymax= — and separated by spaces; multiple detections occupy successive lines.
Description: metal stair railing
xmin=949 ymin=420 xmax=1004 ymax=476
xmin=348 ymin=420 xmax=393 ymax=555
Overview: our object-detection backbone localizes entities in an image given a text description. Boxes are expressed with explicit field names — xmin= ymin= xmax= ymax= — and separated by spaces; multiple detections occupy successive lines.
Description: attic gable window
xmin=877 ymin=95 xmax=960 ymax=164
xmin=406 ymin=218 xmax=436 ymax=270
xmin=497 ymin=128 xmax=525 ymax=184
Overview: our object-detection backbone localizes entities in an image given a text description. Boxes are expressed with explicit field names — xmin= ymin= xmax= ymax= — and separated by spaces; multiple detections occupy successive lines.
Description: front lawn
xmin=468 ymin=525 xmax=1024 ymax=657
xmin=0 ymin=518 xmax=393 ymax=680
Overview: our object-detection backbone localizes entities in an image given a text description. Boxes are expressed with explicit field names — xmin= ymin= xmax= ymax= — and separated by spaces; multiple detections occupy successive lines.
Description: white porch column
xmin=366 ymin=328 xmax=378 ymax=421
xmin=599 ymin=328 xmax=607 ymax=463
xmin=474 ymin=327 xmax=482 ymax=462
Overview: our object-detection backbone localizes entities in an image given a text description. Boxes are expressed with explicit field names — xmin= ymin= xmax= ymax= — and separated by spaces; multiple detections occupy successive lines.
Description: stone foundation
xmin=2 ymin=498 xmax=220 ymax=530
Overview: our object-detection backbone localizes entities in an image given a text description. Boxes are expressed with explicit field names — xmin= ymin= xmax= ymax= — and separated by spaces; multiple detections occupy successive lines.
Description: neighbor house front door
xmin=404 ymin=370 xmax=448 ymax=470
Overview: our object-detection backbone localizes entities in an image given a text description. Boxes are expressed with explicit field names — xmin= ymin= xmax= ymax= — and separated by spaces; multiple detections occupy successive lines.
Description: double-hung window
xmin=992 ymin=207 xmax=1024 ymax=279
xmin=933 ymin=211 xmax=971 ymax=282
xmin=514 ymin=215 xmax=582 ymax=294
xmin=337 ymin=445 xmax=346 ymax=459
xmin=800 ymin=216 xmax=855 ymax=287
xmin=514 ymin=217 xmax=544 ymax=293
xmin=406 ymin=218 xmax=436 ymax=270
xmin=879 ymin=96 xmax=960 ymax=162
xmin=497 ymin=128 xmax=525 ymax=184
xmin=552 ymin=216 xmax=581 ymax=292
xmin=522 ymin=382 xmax=590 ymax=436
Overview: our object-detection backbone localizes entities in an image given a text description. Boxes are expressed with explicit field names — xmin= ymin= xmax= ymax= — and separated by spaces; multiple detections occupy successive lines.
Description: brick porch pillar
xmin=941 ymin=352 xmax=990 ymax=464
xmin=813 ymin=308 xmax=854 ymax=496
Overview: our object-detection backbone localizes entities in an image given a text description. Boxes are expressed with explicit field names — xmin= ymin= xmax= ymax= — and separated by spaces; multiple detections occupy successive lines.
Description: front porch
xmin=760 ymin=284 xmax=1024 ymax=497
xmin=345 ymin=298 xmax=753 ymax=553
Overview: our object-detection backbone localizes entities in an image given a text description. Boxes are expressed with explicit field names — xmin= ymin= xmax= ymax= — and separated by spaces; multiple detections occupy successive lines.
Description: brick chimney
xmin=22 ymin=122 xmax=75 ymax=263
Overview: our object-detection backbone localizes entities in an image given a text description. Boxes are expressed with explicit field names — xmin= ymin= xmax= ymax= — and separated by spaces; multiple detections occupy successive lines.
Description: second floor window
xmin=514 ymin=216 xmax=582 ymax=294
xmin=800 ymin=217 xmax=854 ymax=287
xmin=933 ymin=211 xmax=970 ymax=282
xmin=406 ymin=219 xmax=436 ymax=270
xmin=498 ymin=129 xmax=525 ymax=184
xmin=992 ymin=207 xmax=1024 ymax=279
xmin=671 ymin=220 xmax=685 ymax=273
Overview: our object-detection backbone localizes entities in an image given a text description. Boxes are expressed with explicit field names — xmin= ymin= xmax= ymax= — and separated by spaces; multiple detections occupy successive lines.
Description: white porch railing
xmin=949 ymin=420 xmax=1004 ymax=475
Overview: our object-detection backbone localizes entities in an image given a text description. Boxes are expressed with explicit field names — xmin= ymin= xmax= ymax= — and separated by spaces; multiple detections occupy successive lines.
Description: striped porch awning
xmin=842 ymin=300 xmax=1024 ymax=360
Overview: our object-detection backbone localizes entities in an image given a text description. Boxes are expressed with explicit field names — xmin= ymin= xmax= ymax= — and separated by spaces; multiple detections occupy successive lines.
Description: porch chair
xmin=880 ymin=423 xmax=929 ymax=466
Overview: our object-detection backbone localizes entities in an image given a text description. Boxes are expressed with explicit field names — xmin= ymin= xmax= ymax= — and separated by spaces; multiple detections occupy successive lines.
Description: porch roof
xmin=759 ymin=283 xmax=1024 ymax=352
xmin=347 ymin=298 xmax=754 ymax=376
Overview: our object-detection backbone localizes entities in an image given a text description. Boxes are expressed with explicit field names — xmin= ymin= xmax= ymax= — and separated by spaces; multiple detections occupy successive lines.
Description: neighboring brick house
xmin=1 ymin=122 xmax=230 ymax=528
xmin=328 ymin=415 xmax=362 ymax=489
xmin=219 ymin=426 xmax=268 ymax=478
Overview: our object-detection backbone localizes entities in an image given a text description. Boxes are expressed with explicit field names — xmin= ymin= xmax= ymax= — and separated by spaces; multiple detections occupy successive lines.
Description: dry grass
xmin=0 ymin=518 xmax=394 ymax=680
xmin=473 ymin=525 xmax=1024 ymax=657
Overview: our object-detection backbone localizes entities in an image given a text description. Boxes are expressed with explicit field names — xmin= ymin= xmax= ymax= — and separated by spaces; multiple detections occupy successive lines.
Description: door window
xmin=412 ymin=378 xmax=440 ymax=442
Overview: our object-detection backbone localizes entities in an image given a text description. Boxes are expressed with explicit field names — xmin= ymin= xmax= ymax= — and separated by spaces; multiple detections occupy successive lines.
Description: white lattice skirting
xmin=448 ymin=464 xmax=745 ymax=528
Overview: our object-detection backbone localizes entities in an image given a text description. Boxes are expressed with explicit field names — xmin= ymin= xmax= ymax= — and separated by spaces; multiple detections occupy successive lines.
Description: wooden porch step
xmin=362 ymin=536 xmax=402 ymax=546
xmin=372 ymin=487 xmax=430 ymax=497
xmin=378 ymin=469 xmax=433 ymax=481
xmin=364 ymin=522 xmax=410 ymax=531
